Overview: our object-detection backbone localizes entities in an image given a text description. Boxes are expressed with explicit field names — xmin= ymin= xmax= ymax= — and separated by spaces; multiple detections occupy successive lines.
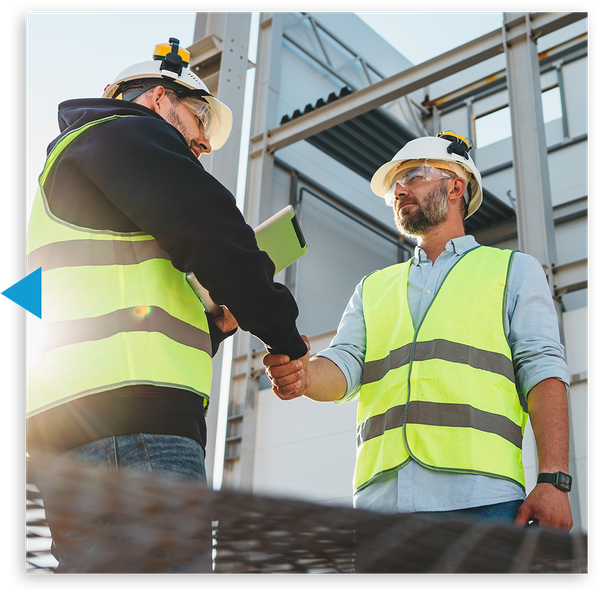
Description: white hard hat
xmin=103 ymin=38 xmax=233 ymax=151
xmin=371 ymin=132 xmax=483 ymax=218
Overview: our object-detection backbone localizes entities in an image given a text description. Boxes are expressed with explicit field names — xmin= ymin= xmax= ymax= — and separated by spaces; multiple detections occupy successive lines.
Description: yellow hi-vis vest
xmin=355 ymin=246 xmax=528 ymax=494
xmin=27 ymin=115 xmax=213 ymax=417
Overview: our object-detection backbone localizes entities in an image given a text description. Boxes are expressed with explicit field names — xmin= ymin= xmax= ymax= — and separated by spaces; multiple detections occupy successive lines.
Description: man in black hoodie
xmin=26 ymin=39 xmax=306 ymax=569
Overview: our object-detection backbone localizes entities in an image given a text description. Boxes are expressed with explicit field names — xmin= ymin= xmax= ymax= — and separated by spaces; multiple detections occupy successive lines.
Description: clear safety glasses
xmin=181 ymin=96 xmax=215 ymax=140
xmin=384 ymin=164 xmax=454 ymax=206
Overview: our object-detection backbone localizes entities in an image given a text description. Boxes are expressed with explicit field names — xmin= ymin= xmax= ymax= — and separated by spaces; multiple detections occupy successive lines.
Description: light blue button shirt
xmin=317 ymin=236 xmax=570 ymax=513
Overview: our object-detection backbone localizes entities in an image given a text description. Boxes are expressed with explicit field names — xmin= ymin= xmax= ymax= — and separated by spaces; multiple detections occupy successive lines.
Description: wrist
xmin=537 ymin=471 xmax=572 ymax=492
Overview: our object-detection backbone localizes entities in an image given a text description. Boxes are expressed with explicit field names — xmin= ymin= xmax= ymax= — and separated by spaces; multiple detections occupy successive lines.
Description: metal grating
xmin=27 ymin=453 xmax=587 ymax=574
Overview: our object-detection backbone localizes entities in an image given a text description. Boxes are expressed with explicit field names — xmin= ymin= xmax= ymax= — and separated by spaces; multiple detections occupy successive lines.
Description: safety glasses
xmin=181 ymin=96 xmax=215 ymax=140
xmin=384 ymin=164 xmax=454 ymax=206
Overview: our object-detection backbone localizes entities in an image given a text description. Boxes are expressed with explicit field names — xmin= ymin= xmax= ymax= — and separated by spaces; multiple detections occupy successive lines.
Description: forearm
xmin=528 ymin=377 xmax=570 ymax=473
xmin=514 ymin=377 xmax=573 ymax=530
xmin=303 ymin=356 xmax=348 ymax=402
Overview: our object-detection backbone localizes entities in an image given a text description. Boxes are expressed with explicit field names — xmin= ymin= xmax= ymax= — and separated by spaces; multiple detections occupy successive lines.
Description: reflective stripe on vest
xmin=354 ymin=246 xmax=528 ymax=494
xmin=27 ymin=115 xmax=213 ymax=416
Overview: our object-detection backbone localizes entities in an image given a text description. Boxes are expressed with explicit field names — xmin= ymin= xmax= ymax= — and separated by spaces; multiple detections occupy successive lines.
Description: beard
xmin=393 ymin=182 xmax=449 ymax=237
xmin=164 ymin=106 xmax=199 ymax=155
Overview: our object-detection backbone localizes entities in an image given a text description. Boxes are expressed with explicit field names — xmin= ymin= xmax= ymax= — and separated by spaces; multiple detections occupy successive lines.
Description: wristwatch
xmin=537 ymin=471 xmax=572 ymax=492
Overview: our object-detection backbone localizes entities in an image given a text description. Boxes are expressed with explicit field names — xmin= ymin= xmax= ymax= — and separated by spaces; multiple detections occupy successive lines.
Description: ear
xmin=137 ymin=86 xmax=167 ymax=113
xmin=447 ymin=177 xmax=468 ymax=203
xmin=151 ymin=86 xmax=168 ymax=112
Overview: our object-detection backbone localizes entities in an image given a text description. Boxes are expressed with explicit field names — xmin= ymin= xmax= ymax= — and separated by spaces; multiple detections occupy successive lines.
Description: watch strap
xmin=537 ymin=471 xmax=572 ymax=492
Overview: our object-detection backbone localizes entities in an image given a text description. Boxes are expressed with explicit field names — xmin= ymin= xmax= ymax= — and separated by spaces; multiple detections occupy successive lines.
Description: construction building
xmin=187 ymin=12 xmax=587 ymax=532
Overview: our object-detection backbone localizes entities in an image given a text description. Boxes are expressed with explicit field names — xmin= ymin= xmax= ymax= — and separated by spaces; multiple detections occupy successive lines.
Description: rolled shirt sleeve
xmin=507 ymin=252 xmax=571 ymax=397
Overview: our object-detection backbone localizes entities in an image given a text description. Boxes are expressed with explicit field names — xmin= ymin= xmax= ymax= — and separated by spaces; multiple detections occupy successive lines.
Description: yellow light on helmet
xmin=153 ymin=43 xmax=190 ymax=67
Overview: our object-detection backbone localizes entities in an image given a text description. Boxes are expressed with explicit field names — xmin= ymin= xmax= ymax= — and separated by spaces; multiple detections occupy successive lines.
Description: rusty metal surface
xmin=26 ymin=454 xmax=587 ymax=574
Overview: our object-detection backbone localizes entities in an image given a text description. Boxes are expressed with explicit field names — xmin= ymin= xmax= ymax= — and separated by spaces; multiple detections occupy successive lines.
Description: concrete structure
xmin=191 ymin=12 xmax=588 ymax=532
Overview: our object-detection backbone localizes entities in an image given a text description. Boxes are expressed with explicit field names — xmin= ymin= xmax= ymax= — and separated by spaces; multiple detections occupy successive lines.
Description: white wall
xmin=252 ymin=332 xmax=357 ymax=507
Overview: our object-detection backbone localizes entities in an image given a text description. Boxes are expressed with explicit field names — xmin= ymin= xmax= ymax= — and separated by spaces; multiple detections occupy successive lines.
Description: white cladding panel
xmin=253 ymin=388 xmax=357 ymax=506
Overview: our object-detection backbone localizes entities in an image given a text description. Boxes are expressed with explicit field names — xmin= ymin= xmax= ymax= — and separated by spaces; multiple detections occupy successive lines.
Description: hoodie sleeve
xmin=70 ymin=113 xmax=307 ymax=360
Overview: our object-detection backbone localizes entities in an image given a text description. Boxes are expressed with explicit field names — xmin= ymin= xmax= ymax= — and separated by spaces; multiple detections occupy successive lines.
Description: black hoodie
xmin=27 ymin=98 xmax=307 ymax=454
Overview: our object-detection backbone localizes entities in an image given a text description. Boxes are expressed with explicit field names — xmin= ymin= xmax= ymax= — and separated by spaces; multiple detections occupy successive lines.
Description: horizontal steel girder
xmin=266 ymin=12 xmax=586 ymax=153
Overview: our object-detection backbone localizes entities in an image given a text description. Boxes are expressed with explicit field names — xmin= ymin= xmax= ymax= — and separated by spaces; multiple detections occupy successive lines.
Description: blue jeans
xmin=40 ymin=434 xmax=209 ymax=572
xmin=64 ymin=433 xmax=207 ymax=483
xmin=416 ymin=499 xmax=524 ymax=523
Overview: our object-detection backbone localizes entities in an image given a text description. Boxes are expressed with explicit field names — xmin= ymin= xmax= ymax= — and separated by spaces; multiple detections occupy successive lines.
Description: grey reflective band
xmin=362 ymin=344 xmax=413 ymax=385
xmin=28 ymin=238 xmax=171 ymax=272
xmin=363 ymin=339 xmax=515 ymax=384
xmin=357 ymin=404 xmax=405 ymax=447
xmin=39 ymin=306 xmax=212 ymax=356
xmin=358 ymin=401 xmax=523 ymax=450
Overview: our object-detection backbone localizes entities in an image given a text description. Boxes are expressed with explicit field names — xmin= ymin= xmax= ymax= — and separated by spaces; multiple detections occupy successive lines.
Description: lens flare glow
xmin=132 ymin=305 xmax=152 ymax=319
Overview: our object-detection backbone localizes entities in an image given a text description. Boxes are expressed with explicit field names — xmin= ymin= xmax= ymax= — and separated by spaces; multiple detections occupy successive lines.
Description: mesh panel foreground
xmin=26 ymin=454 xmax=587 ymax=574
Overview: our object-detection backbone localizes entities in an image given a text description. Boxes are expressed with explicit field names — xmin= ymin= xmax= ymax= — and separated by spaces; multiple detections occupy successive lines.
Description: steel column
xmin=503 ymin=12 xmax=557 ymax=278
xmin=190 ymin=12 xmax=252 ymax=487
xmin=503 ymin=11 xmax=581 ymax=529
xmin=222 ymin=13 xmax=286 ymax=492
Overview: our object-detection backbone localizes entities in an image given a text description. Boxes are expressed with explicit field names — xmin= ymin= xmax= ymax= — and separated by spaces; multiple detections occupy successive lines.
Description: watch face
xmin=556 ymin=472 xmax=572 ymax=492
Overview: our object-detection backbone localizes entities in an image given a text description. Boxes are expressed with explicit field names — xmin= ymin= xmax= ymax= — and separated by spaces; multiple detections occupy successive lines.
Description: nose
xmin=199 ymin=138 xmax=212 ymax=154
xmin=192 ymin=125 xmax=212 ymax=155
xmin=394 ymin=182 xmax=411 ymax=200
xmin=197 ymin=120 xmax=212 ymax=154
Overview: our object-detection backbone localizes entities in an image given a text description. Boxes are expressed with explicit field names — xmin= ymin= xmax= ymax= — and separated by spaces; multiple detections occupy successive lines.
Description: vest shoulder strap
xmin=40 ymin=115 xmax=139 ymax=186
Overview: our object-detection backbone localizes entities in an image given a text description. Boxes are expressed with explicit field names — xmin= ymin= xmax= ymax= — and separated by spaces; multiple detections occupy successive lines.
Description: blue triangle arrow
xmin=1 ymin=267 xmax=42 ymax=318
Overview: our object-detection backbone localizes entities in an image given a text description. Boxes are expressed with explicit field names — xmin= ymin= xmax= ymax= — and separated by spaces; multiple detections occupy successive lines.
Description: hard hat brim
xmin=202 ymin=96 xmax=232 ymax=151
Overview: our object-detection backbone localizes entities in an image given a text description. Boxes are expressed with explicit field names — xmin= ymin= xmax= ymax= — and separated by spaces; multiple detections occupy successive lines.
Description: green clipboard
xmin=187 ymin=205 xmax=307 ymax=316
xmin=254 ymin=205 xmax=307 ymax=274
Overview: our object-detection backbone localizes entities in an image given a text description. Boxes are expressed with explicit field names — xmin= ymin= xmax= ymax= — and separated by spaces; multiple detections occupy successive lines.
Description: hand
xmin=263 ymin=335 xmax=311 ymax=401
xmin=514 ymin=483 xmax=573 ymax=531
xmin=212 ymin=306 xmax=238 ymax=334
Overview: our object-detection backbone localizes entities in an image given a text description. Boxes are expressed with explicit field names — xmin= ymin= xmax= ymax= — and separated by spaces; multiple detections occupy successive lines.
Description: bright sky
xmin=357 ymin=11 xmax=503 ymax=64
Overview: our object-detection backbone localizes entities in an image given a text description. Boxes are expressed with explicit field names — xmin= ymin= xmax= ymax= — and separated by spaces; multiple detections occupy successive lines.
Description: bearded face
xmin=393 ymin=180 xmax=449 ymax=237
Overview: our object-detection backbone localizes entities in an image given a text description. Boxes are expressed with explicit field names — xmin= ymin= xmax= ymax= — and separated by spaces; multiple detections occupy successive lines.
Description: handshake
xmin=263 ymin=335 xmax=312 ymax=401
xmin=213 ymin=307 xmax=313 ymax=401
xmin=218 ymin=307 xmax=343 ymax=402
xmin=262 ymin=336 xmax=347 ymax=403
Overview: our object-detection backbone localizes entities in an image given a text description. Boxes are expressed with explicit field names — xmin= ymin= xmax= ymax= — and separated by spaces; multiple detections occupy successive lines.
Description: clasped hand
xmin=263 ymin=335 xmax=311 ymax=400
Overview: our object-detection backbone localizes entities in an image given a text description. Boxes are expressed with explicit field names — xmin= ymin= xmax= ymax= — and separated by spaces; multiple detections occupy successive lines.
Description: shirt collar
xmin=413 ymin=235 xmax=478 ymax=266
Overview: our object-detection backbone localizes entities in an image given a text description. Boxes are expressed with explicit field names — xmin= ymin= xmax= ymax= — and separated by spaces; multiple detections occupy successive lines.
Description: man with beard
xmin=263 ymin=133 xmax=573 ymax=531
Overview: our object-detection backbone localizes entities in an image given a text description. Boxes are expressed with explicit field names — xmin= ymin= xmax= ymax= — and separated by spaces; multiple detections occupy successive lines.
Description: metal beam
xmin=553 ymin=259 xmax=588 ymax=297
xmin=265 ymin=12 xmax=586 ymax=153
xmin=504 ymin=12 xmax=558 ymax=279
